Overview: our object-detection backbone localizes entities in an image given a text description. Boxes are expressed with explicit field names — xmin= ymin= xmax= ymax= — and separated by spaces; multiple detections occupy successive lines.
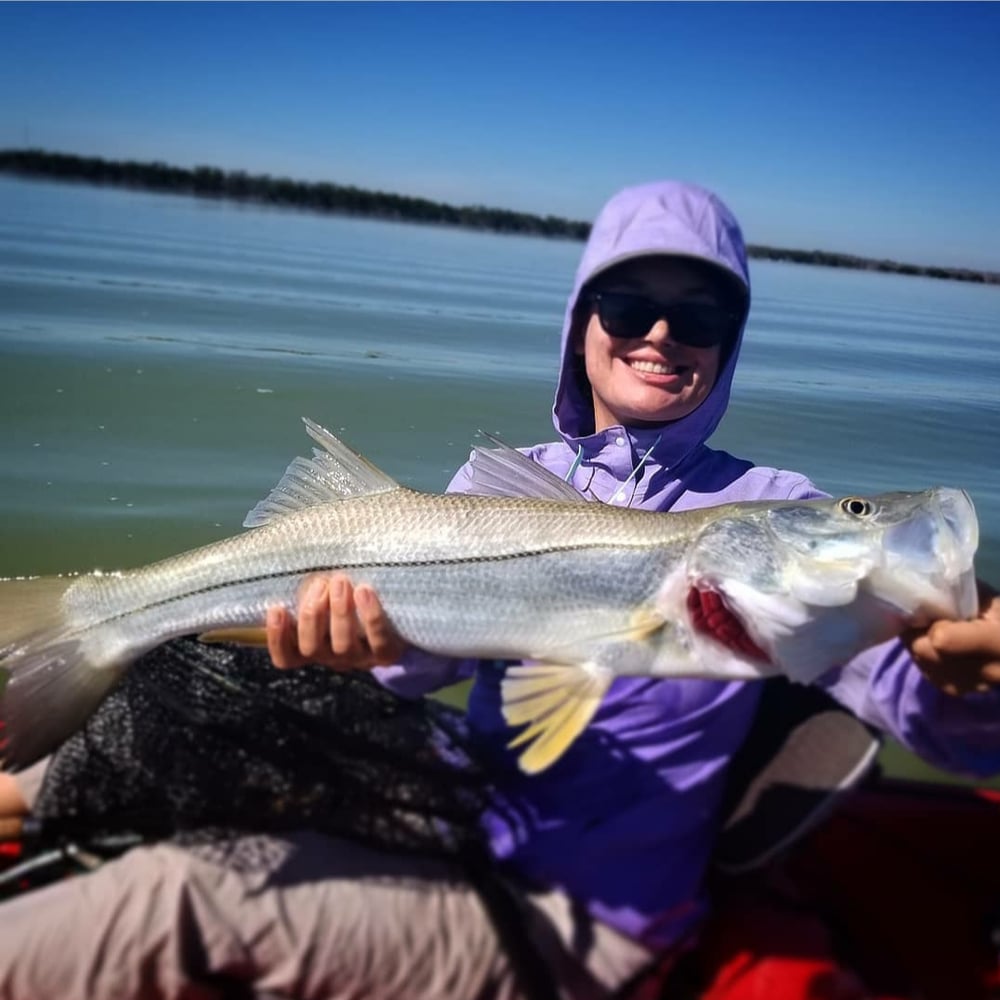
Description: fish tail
xmin=0 ymin=576 xmax=128 ymax=771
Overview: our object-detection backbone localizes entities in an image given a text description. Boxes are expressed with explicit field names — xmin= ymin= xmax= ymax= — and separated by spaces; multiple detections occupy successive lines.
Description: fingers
xmin=908 ymin=612 xmax=1000 ymax=696
xmin=266 ymin=574 xmax=406 ymax=672
xmin=912 ymin=654 xmax=994 ymax=697
xmin=355 ymin=585 xmax=407 ymax=665
xmin=266 ymin=604 xmax=306 ymax=670
xmin=926 ymin=617 xmax=1000 ymax=661
xmin=326 ymin=575 xmax=368 ymax=662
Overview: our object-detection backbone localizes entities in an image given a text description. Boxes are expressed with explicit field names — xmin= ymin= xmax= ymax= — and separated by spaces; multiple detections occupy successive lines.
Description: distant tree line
xmin=745 ymin=243 xmax=998 ymax=286
xmin=1 ymin=149 xmax=996 ymax=286
xmin=0 ymin=148 xmax=588 ymax=240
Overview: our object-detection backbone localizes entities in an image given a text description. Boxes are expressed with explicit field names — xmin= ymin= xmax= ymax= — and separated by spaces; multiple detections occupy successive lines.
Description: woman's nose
xmin=647 ymin=317 xmax=674 ymax=343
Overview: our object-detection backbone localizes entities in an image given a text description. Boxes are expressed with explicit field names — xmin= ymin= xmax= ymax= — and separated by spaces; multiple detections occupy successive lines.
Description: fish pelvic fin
xmin=0 ymin=576 xmax=128 ymax=772
xmin=501 ymin=663 xmax=613 ymax=775
xmin=198 ymin=627 xmax=270 ymax=647
xmin=243 ymin=418 xmax=401 ymax=528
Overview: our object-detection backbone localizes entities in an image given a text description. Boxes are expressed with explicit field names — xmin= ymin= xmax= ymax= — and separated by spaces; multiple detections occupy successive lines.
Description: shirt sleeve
xmin=372 ymin=458 xmax=481 ymax=699
xmin=817 ymin=642 xmax=1000 ymax=779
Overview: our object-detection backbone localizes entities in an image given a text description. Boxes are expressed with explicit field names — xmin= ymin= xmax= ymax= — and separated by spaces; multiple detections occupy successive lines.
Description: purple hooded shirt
xmin=376 ymin=181 xmax=1000 ymax=950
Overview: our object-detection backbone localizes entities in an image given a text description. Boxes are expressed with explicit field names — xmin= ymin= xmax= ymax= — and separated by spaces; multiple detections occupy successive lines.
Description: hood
xmin=553 ymin=180 xmax=751 ymax=468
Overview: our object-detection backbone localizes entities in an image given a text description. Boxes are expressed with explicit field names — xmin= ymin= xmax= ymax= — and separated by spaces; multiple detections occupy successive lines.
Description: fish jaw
xmin=866 ymin=487 xmax=979 ymax=625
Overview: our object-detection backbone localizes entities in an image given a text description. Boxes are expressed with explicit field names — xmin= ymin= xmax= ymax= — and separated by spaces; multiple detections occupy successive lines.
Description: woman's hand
xmin=266 ymin=573 xmax=407 ymax=671
xmin=906 ymin=580 xmax=1000 ymax=695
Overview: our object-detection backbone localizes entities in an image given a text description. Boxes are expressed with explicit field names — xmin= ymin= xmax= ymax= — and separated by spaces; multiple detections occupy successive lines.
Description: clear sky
xmin=2 ymin=2 xmax=999 ymax=270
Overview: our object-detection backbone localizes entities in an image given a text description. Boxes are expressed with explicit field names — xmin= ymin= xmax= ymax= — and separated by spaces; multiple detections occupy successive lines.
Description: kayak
xmin=667 ymin=776 xmax=1000 ymax=1000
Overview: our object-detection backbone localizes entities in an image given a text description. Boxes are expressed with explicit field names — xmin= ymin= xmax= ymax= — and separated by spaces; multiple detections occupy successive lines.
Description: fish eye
xmin=839 ymin=497 xmax=874 ymax=517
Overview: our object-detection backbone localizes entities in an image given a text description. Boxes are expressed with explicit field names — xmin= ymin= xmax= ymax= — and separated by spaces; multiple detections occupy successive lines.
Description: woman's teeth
xmin=629 ymin=359 xmax=681 ymax=375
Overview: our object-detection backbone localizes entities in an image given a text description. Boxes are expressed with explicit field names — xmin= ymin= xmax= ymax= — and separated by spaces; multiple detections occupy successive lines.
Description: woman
xmin=2 ymin=180 xmax=998 ymax=999
xmin=266 ymin=181 xmax=1000 ymax=989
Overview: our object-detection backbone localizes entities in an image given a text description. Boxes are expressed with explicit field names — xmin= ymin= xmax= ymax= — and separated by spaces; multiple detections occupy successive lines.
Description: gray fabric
xmin=0 ymin=831 xmax=654 ymax=1000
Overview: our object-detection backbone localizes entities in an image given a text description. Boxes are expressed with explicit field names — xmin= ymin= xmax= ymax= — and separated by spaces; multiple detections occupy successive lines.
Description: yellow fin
xmin=501 ymin=663 xmax=613 ymax=775
xmin=198 ymin=627 xmax=269 ymax=647
xmin=628 ymin=606 xmax=666 ymax=643
xmin=503 ymin=681 xmax=573 ymax=727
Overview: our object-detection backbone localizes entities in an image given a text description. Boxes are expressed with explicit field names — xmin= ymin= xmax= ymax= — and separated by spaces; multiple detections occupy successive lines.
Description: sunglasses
xmin=585 ymin=291 xmax=740 ymax=348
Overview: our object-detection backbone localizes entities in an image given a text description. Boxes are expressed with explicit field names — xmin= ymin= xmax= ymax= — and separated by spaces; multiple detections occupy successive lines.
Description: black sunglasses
xmin=585 ymin=291 xmax=740 ymax=348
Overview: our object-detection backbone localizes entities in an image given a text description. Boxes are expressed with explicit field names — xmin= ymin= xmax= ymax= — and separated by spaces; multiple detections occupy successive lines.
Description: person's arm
xmin=819 ymin=579 xmax=1000 ymax=778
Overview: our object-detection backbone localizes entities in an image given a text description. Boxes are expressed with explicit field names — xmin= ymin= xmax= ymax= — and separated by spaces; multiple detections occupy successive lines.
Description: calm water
xmin=2 ymin=176 xmax=999 ymax=783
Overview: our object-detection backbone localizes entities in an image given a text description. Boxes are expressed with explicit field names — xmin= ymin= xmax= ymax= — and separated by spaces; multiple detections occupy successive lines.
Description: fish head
xmin=682 ymin=488 xmax=979 ymax=682
xmin=850 ymin=487 xmax=979 ymax=625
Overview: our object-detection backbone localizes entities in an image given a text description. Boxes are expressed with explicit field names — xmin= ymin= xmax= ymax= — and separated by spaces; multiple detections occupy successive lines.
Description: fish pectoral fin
xmin=198 ymin=627 xmax=270 ymax=647
xmin=501 ymin=663 xmax=612 ymax=775
xmin=627 ymin=605 xmax=667 ymax=642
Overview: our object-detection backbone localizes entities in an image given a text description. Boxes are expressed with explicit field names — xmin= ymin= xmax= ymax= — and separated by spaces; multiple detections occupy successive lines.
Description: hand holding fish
xmin=906 ymin=580 xmax=1000 ymax=695
xmin=266 ymin=573 xmax=406 ymax=670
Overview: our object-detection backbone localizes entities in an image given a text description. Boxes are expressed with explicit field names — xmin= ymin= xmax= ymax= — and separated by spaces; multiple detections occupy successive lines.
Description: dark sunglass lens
xmin=592 ymin=294 xmax=736 ymax=346
xmin=595 ymin=293 xmax=658 ymax=338
xmin=667 ymin=303 xmax=733 ymax=348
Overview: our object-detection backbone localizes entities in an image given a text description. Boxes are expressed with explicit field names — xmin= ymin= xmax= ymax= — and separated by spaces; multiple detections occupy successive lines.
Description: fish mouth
xmin=876 ymin=488 xmax=980 ymax=622
xmin=686 ymin=587 xmax=771 ymax=664
xmin=893 ymin=568 xmax=979 ymax=629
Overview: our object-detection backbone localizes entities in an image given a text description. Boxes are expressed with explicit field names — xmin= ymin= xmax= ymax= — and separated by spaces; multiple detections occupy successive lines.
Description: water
xmin=2 ymin=176 xmax=999 ymax=783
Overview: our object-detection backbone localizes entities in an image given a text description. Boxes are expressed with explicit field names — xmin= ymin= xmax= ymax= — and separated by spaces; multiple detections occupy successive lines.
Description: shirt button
xmin=615 ymin=436 xmax=626 ymax=447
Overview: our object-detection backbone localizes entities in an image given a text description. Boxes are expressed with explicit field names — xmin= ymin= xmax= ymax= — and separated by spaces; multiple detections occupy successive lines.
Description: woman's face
xmin=577 ymin=258 xmax=733 ymax=432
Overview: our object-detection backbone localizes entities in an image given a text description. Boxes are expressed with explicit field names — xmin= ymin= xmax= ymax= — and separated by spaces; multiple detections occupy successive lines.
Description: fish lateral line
xmin=71 ymin=542 xmax=681 ymax=627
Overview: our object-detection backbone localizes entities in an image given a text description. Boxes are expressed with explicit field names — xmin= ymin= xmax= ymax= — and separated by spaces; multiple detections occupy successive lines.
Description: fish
xmin=0 ymin=418 xmax=980 ymax=776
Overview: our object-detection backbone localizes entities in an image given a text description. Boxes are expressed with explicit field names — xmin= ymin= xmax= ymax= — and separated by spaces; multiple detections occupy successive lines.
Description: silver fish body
xmin=0 ymin=419 xmax=980 ymax=774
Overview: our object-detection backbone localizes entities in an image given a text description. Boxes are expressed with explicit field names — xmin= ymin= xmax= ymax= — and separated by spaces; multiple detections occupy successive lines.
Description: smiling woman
xmin=573 ymin=256 xmax=746 ymax=431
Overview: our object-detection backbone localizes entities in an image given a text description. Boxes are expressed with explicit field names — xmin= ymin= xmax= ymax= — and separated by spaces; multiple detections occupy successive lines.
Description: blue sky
xmin=2 ymin=2 xmax=999 ymax=270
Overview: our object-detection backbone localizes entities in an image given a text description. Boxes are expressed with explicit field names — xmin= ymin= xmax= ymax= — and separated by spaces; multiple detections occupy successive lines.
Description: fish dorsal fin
xmin=468 ymin=432 xmax=587 ymax=502
xmin=243 ymin=418 xmax=400 ymax=528
xmin=501 ymin=662 xmax=613 ymax=774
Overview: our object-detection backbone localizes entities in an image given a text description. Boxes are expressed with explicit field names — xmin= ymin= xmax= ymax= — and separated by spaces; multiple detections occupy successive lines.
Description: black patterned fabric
xmin=32 ymin=638 xmax=490 ymax=860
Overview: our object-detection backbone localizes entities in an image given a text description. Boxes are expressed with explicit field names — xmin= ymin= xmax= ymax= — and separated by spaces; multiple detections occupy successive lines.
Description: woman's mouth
xmin=628 ymin=359 xmax=686 ymax=376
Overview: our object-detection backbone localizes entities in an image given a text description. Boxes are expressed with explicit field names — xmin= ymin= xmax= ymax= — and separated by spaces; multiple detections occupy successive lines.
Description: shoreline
xmin=2 ymin=148 xmax=997 ymax=287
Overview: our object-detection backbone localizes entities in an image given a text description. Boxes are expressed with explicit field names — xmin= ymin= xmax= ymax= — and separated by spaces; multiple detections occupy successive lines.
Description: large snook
xmin=0 ymin=419 xmax=980 ymax=775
